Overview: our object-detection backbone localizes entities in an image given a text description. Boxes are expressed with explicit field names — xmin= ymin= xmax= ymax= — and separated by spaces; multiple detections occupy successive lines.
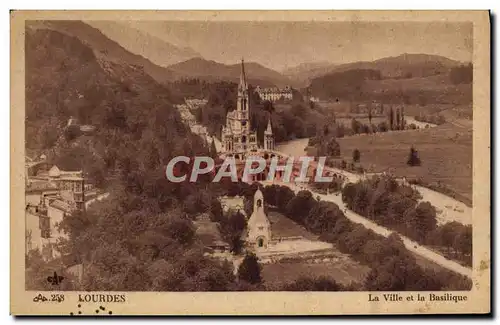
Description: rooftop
xmin=49 ymin=199 xmax=75 ymax=213
xmin=26 ymin=181 xmax=58 ymax=193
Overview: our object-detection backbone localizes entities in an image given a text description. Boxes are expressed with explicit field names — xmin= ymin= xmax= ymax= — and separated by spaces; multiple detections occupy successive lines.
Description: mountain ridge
xmin=287 ymin=53 xmax=467 ymax=87
xmin=86 ymin=21 xmax=202 ymax=67
xmin=26 ymin=20 xmax=179 ymax=84
xmin=167 ymin=57 xmax=296 ymax=88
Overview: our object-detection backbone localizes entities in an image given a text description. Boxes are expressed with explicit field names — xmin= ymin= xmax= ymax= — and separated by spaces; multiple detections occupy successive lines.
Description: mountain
xmin=86 ymin=21 xmax=202 ymax=67
xmin=281 ymin=61 xmax=335 ymax=86
xmin=167 ymin=58 xmax=295 ymax=88
xmin=308 ymin=62 xmax=472 ymax=106
xmin=26 ymin=20 xmax=178 ymax=84
xmin=321 ymin=54 xmax=463 ymax=81
xmin=29 ymin=21 xmax=295 ymax=88
xmin=287 ymin=54 xmax=465 ymax=88
xmin=328 ymin=53 xmax=463 ymax=79
xmin=25 ymin=23 xmax=190 ymax=151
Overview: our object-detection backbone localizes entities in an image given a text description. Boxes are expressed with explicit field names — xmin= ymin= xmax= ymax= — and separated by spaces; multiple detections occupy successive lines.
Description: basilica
xmin=221 ymin=59 xmax=274 ymax=159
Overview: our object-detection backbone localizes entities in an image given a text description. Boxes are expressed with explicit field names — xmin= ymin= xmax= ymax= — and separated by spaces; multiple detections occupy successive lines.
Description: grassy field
xmin=267 ymin=209 xmax=318 ymax=240
xmin=262 ymin=259 xmax=370 ymax=290
xmin=263 ymin=209 xmax=370 ymax=289
xmin=337 ymin=123 xmax=472 ymax=202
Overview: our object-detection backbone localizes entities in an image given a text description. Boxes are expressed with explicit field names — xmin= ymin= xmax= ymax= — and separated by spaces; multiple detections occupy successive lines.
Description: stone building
xmin=243 ymin=189 xmax=272 ymax=251
xmin=48 ymin=165 xmax=85 ymax=210
xmin=255 ymin=86 xmax=293 ymax=102
xmin=221 ymin=59 xmax=274 ymax=158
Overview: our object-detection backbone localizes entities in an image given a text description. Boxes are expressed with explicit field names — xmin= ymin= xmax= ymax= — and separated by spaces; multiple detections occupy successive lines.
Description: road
xmin=172 ymin=102 xmax=472 ymax=277
xmin=175 ymin=103 xmax=223 ymax=152
xmin=262 ymin=180 xmax=472 ymax=278
xmin=275 ymin=135 xmax=472 ymax=278
xmin=85 ymin=192 xmax=110 ymax=209
xmin=276 ymin=138 xmax=471 ymax=225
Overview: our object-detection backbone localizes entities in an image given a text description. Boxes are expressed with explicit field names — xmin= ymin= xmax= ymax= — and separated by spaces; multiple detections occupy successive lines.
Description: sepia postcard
xmin=11 ymin=10 xmax=490 ymax=315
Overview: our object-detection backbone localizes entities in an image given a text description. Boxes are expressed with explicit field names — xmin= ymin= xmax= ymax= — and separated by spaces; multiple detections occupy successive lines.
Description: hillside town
xmin=23 ymin=19 xmax=474 ymax=294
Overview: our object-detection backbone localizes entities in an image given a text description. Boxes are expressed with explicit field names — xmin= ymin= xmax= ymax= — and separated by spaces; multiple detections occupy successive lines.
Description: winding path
xmin=274 ymin=136 xmax=472 ymax=278
xmin=85 ymin=192 xmax=110 ymax=209
xmin=173 ymin=102 xmax=472 ymax=278
xmin=276 ymin=138 xmax=471 ymax=225
xmin=262 ymin=180 xmax=472 ymax=278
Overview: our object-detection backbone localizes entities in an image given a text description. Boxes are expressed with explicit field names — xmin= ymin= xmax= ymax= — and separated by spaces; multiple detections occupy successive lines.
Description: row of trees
xmin=213 ymin=180 xmax=472 ymax=290
xmin=341 ymin=176 xmax=472 ymax=266
xmin=427 ymin=222 xmax=473 ymax=266
xmin=257 ymin=184 xmax=472 ymax=291
xmin=449 ymin=63 xmax=473 ymax=85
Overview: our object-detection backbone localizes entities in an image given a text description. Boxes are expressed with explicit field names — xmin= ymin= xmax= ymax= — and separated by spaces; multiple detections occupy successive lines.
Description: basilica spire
xmin=239 ymin=58 xmax=247 ymax=90
xmin=265 ymin=117 xmax=273 ymax=134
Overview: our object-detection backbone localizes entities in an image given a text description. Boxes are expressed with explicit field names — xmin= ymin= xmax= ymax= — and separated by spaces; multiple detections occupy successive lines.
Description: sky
xmin=90 ymin=20 xmax=472 ymax=71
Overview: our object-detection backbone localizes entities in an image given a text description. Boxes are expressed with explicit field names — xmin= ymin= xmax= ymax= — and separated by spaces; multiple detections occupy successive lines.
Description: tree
xmin=238 ymin=253 xmax=262 ymax=284
xmin=340 ymin=160 xmax=347 ymax=169
xmin=283 ymin=276 xmax=343 ymax=291
xmin=351 ymin=118 xmax=362 ymax=134
xmin=450 ymin=63 xmax=473 ymax=84
xmin=286 ymin=190 xmax=315 ymax=223
xmin=454 ymin=225 xmax=472 ymax=258
xmin=365 ymin=254 xmax=427 ymax=291
xmin=377 ymin=121 xmax=388 ymax=132
xmin=228 ymin=211 xmax=247 ymax=234
xmin=389 ymin=107 xmax=394 ymax=130
xmin=323 ymin=124 xmax=329 ymax=136
xmin=407 ymin=146 xmax=421 ymax=166
xmin=403 ymin=201 xmax=437 ymax=242
xmin=352 ymin=149 xmax=361 ymax=163
xmin=275 ymin=186 xmax=295 ymax=211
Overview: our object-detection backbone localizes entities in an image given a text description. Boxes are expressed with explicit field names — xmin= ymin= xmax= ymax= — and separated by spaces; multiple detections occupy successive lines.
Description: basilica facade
xmin=221 ymin=59 xmax=274 ymax=158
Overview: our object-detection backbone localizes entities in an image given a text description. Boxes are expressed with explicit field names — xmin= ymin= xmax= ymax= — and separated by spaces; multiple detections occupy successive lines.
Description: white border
xmin=3 ymin=2 xmax=498 ymax=324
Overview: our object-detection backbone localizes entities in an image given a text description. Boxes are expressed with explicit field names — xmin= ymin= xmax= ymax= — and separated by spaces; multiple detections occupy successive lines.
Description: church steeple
xmin=265 ymin=117 xmax=273 ymax=135
xmin=237 ymin=58 xmax=249 ymax=114
xmin=239 ymin=58 xmax=247 ymax=90
xmin=264 ymin=116 xmax=274 ymax=151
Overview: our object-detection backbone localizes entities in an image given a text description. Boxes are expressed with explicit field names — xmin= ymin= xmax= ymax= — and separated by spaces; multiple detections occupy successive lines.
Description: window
xmin=39 ymin=216 xmax=51 ymax=239
xmin=258 ymin=238 xmax=264 ymax=247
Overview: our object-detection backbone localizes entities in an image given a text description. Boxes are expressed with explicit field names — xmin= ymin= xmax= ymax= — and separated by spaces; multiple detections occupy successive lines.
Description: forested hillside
xmin=308 ymin=63 xmax=472 ymax=106
xmin=25 ymin=26 xmax=245 ymax=291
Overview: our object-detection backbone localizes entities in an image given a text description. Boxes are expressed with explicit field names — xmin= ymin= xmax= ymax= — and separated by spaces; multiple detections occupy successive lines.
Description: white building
xmin=243 ymin=189 xmax=272 ymax=250
xmin=255 ymin=86 xmax=293 ymax=102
